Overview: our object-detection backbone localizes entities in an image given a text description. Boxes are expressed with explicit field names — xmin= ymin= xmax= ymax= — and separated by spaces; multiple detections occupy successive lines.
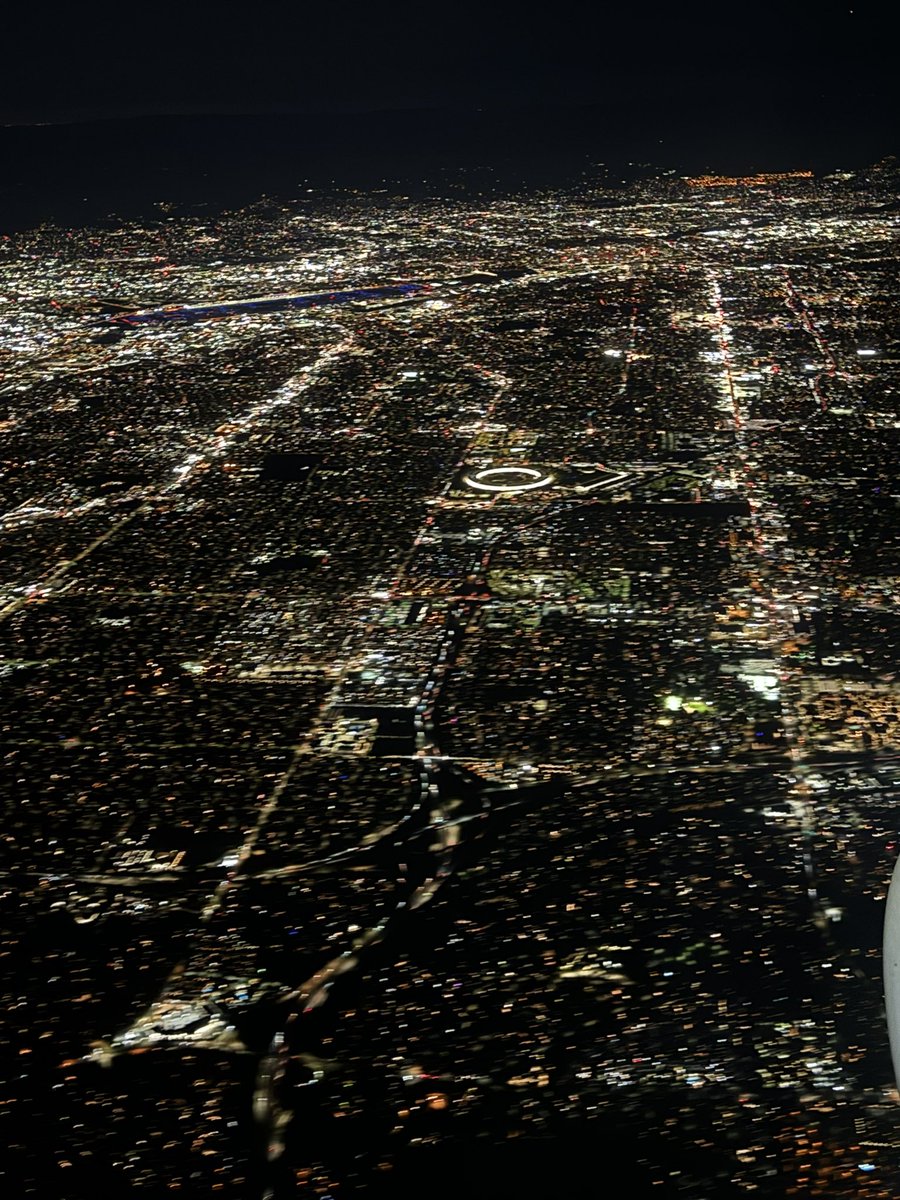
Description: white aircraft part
xmin=883 ymin=853 xmax=900 ymax=1086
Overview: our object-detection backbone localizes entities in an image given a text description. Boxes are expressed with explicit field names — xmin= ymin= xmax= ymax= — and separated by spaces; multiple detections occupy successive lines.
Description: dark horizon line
xmin=4 ymin=95 xmax=898 ymax=135
xmin=2 ymin=99 xmax=621 ymax=130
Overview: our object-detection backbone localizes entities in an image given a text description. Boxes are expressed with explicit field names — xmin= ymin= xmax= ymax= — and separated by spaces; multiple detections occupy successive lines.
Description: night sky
xmin=2 ymin=1 xmax=895 ymax=129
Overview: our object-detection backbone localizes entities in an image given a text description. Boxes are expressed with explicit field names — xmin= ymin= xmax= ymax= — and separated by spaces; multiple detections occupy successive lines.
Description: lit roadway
xmin=781 ymin=268 xmax=848 ymax=413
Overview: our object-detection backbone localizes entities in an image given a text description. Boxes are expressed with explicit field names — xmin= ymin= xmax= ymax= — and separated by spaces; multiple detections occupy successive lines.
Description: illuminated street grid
xmin=1 ymin=163 xmax=900 ymax=1196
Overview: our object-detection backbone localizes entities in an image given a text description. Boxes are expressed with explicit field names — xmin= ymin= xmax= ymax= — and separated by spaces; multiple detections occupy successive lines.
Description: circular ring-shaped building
xmin=463 ymin=466 xmax=555 ymax=494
